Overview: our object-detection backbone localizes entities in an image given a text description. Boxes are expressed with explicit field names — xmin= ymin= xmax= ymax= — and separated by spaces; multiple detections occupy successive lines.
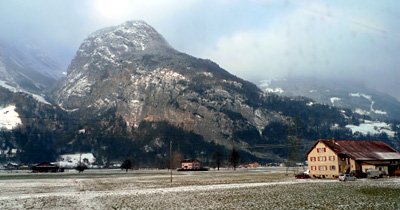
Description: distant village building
xmin=32 ymin=162 xmax=61 ymax=173
xmin=240 ymin=162 xmax=260 ymax=168
xmin=180 ymin=159 xmax=201 ymax=170
xmin=4 ymin=162 xmax=19 ymax=170
xmin=307 ymin=139 xmax=400 ymax=178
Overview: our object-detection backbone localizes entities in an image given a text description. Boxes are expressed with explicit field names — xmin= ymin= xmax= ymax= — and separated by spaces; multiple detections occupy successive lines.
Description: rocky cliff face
xmin=55 ymin=21 xmax=281 ymax=150
xmin=4 ymin=21 xmax=397 ymax=163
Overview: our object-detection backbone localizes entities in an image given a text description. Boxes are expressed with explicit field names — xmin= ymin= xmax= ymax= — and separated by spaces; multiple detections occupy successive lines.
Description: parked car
xmin=367 ymin=170 xmax=383 ymax=179
xmin=295 ymin=172 xmax=310 ymax=179
xmin=338 ymin=173 xmax=356 ymax=181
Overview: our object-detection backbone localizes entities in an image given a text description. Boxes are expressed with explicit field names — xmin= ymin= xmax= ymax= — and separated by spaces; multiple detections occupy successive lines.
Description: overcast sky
xmin=0 ymin=0 xmax=399 ymax=99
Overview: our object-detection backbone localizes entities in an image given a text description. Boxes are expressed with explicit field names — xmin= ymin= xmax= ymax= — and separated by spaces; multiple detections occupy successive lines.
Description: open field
xmin=0 ymin=168 xmax=399 ymax=209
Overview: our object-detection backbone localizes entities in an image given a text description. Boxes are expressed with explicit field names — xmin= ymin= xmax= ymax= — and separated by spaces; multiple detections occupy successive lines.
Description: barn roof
xmin=309 ymin=139 xmax=400 ymax=161
xmin=181 ymin=159 xmax=200 ymax=163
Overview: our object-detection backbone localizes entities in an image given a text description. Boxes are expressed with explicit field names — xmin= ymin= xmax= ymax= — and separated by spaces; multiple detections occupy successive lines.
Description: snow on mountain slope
xmin=349 ymin=92 xmax=387 ymax=115
xmin=259 ymin=77 xmax=400 ymax=120
xmin=330 ymin=97 xmax=341 ymax=106
xmin=54 ymin=20 xmax=285 ymax=154
xmin=346 ymin=120 xmax=395 ymax=138
xmin=0 ymin=105 xmax=22 ymax=130
xmin=0 ymin=42 xmax=65 ymax=105
xmin=57 ymin=21 xmax=174 ymax=110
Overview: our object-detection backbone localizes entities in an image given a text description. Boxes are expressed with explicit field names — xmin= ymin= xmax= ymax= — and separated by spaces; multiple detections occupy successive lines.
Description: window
xmin=330 ymin=165 xmax=336 ymax=170
xmin=317 ymin=148 xmax=326 ymax=153
xmin=311 ymin=166 xmax=317 ymax=171
xmin=310 ymin=157 xmax=316 ymax=162
xmin=318 ymin=156 xmax=326 ymax=161
xmin=318 ymin=166 xmax=327 ymax=171
xmin=329 ymin=156 xmax=336 ymax=161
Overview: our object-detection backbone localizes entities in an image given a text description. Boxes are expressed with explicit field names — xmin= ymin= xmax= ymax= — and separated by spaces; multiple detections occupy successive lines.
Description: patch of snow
xmin=55 ymin=161 xmax=77 ymax=169
xmin=198 ymin=72 xmax=214 ymax=77
xmin=93 ymin=97 xmax=116 ymax=110
xmin=346 ymin=120 xmax=395 ymax=138
xmin=59 ymin=105 xmax=79 ymax=112
xmin=65 ymin=75 xmax=92 ymax=97
xmin=222 ymin=80 xmax=243 ymax=88
xmin=30 ymin=93 xmax=51 ymax=105
xmin=350 ymin=93 xmax=387 ymax=116
xmin=354 ymin=108 xmax=370 ymax=115
xmin=306 ymin=101 xmax=314 ymax=106
xmin=265 ymin=87 xmax=284 ymax=94
xmin=0 ymin=105 xmax=22 ymax=130
xmin=330 ymin=97 xmax=341 ymax=105
xmin=0 ymin=80 xmax=18 ymax=92
xmin=131 ymin=100 xmax=140 ymax=104
xmin=58 ymin=153 xmax=96 ymax=165
xmin=370 ymin=101 xmax=387 ymax=115
xmin=373 ymin=109 xmax=387 ymax=115
xmin=349 ymin=92 xmax=372 ymax=101
xmin=349 ymin=92 xmax=361 ymax=97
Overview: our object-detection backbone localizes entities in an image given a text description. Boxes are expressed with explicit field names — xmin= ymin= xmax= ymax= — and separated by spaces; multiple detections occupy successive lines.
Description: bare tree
xmin=76 ymin=164 xmax=87 ymax=173
xmin=121 ymin=159 xmax=133 ymax=172
xmin=229 ymin=148 xmax=240 ymax=170
xmin=212 ymin=150 xmax=224 ymax=170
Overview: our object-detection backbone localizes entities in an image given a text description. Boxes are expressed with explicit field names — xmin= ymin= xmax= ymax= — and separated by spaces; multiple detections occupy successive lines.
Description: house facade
xmin=307 ymin=139 xmax=400 ymax=178
xmin=181 ymin=159 xmax=201 ymax=170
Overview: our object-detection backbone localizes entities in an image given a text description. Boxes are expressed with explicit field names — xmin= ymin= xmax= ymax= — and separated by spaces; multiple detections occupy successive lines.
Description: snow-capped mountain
xmin=259 ymin=77 xmax=400 ymax=121
xmin=0 ymin=41 xmax=63 ymax=99
xmin=2 ymin=21 xmax=399 ymax=164
xmin=55 ymin=20 xmax=276 ymax=151
xmin=55 ymin=20 xmax=398 ymax=160
xmin=55 ymin=21 xmax=172 ymax=110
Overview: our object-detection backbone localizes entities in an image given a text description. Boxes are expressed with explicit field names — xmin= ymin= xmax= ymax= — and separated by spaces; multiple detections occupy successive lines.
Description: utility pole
xmin=170 ymin=140 xmax=172 ymax=183
xmin=286 ymin=117 xmax=301 ymax=175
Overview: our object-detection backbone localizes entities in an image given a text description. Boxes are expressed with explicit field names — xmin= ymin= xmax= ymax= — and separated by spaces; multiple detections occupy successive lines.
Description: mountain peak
xmin=83 ymin=20 xmax=171 ymax=54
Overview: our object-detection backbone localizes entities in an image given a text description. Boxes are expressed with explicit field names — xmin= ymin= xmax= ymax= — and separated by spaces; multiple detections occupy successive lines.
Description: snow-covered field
xmin=0 ymin=168 xmax=399 ymax=209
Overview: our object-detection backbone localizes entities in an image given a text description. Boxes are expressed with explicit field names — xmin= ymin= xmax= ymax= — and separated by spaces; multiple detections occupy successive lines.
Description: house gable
xmin=307 ymin=139 xmax=400 ymax=178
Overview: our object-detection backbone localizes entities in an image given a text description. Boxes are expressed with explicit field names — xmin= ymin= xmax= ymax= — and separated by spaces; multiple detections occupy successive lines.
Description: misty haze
xmin=0 ymin=1 xmax=399 ymax=209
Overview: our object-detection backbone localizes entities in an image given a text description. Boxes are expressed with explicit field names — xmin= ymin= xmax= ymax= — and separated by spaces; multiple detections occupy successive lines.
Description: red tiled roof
xmin=311 ymin=139 xmax=400 ymax=161
xmin=181 ymin=159 xmax=200 ymax=163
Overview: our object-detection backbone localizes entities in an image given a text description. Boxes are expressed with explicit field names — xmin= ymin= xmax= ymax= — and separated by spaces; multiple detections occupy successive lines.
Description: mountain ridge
xmin=0 ymin=21 xmax=398 ymax=165
xmin=260 ymin=77 xmax=400 ymax=121
xmin=54 ymin=21 xmax=355 ymax=158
